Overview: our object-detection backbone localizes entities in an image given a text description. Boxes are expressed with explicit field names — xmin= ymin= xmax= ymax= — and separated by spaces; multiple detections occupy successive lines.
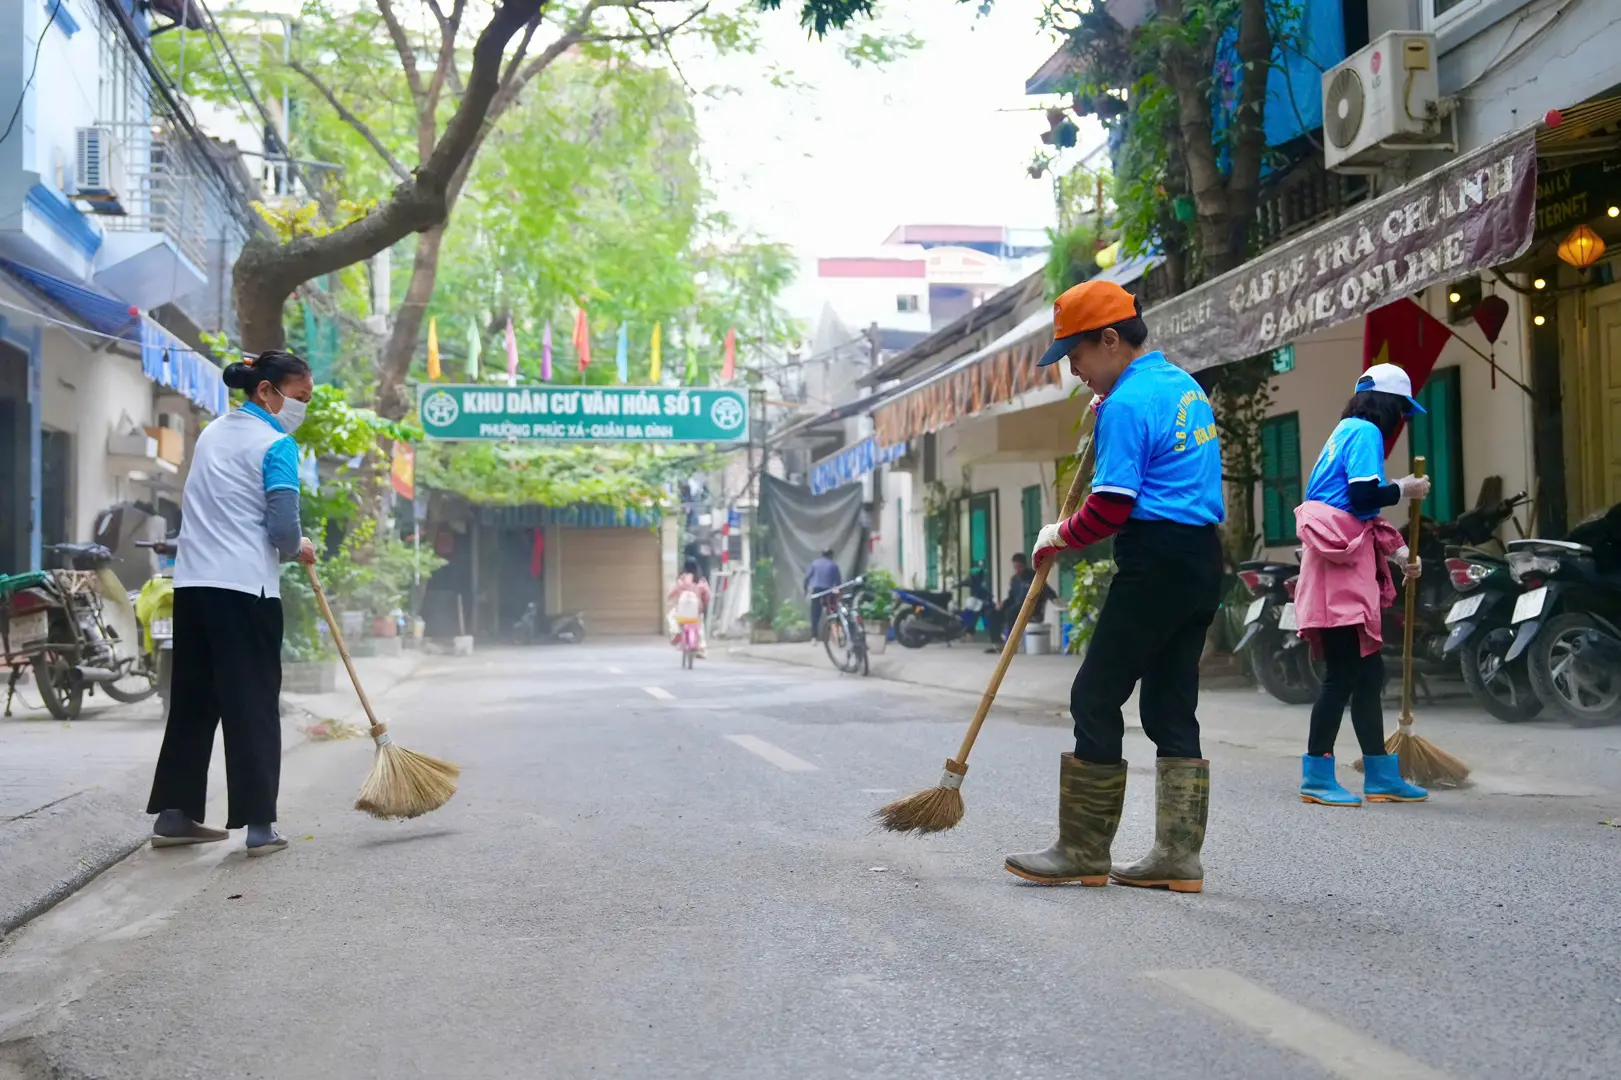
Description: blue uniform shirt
xmin=241 ymin=401 xmax=300 ymax=493
xmin=1092 ymin=352 xmax=1224 ymax=525
xmin=1303 ymin=417 xmax=1386 ymax=520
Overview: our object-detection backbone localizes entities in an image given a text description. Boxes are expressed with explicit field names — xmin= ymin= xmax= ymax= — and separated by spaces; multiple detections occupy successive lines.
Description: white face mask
xmin=272 ymin=386 xmax=307 ymax=435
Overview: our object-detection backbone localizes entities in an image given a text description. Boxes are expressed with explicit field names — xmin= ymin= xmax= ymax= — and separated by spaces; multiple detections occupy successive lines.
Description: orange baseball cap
xmin=1037 ymin=280 xmax=1141 ymax=367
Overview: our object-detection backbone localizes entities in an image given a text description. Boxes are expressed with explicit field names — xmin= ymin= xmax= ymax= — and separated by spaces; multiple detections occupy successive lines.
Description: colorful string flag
xmin=541 ymin=320 xmax=553 ymax=382
xmin=426 ymin=317 xmax=441 ymax=380
xmin=683 ymin=331 xmax=698 ymax=385
xmin=572 ymin=304 xmax=591 ymax=373
xmin=465 ymin=317 xmax=482 ymax=380
xmin=721 ymin=326 xmax=736 ymax=382
xmin=505 ymin=315 xmax=520 ymax=387
xmin=649 ymin=323 xmax=662 ymax=382
xmin=615 ymin=323 xmax=629 ymax=384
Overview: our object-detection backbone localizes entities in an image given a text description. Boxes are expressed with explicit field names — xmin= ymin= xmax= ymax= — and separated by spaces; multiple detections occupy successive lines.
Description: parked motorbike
xmin=1437 ymin=491 xmax=1539 ymax=722
xmin=891 ymin=582 xmax=977 ymax=649
xmin=1235 ymin=557 xmax=1323 ymax=705
xmin=133 ymin=539 xmax=178 ymax=715
xmin=1 ymin=543 xmax=159 ymax=720
xmin=511 ymin=603 xmax=587 ymax=644
xmin=1502 ymin=504 xmax=1621 ymax=722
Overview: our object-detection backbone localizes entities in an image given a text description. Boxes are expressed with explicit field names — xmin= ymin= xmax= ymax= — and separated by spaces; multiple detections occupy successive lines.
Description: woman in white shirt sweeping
xmin=146 ymin=350 xmax=316 ymax=857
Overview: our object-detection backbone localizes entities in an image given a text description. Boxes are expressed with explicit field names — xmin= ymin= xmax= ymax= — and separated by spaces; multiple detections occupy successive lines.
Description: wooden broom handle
xmin=304 ymin=562 xmax=384 ymax=732
xmin=952 ymin=410 xmax=1098 ymax=766
xmin=1399 ymin=456 xmax=1426 ymax=724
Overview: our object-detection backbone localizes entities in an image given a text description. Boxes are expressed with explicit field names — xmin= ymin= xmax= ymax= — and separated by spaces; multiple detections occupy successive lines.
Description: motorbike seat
xmin=48 ymin=543 xmax=114 ymax=570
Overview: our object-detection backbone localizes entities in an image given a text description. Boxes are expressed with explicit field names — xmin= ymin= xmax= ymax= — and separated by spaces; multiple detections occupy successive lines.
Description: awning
xmin=864 ymin=252 xmax=1163 ymax=446
xmin=0 ymin=258 xmax=228 ymax=415
xmin=1144 ymin=125 xmax=1539 ymax=374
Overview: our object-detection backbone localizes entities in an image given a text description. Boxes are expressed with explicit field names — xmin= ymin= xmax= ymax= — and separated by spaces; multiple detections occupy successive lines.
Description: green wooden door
xmin=1260 ymin=413 xmax=1303 ymax=545
xmin=1409 ymin=366 xmax=1463 ymax=522
xmin=1020 ymin=485 xmax=1043 ymax=558
xmin=924 ymin=515 xmax=940 ymax=589
xmin=968 ymin=493 xmax=993 ymax=579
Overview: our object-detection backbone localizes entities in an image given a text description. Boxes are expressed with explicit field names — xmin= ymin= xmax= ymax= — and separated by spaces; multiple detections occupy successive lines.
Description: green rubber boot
xmin=1004 ymin=754 xmax=1127 ymax=885
xmin=1110 ymin=758 xmax=1209 ymax=894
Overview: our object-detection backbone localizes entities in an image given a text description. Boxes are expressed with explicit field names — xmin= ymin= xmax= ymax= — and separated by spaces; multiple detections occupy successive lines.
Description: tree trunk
xmin=376 ymin=225 xmax=447 ymax=420
xmin=226 ymin=0 xmax=545 ymax=354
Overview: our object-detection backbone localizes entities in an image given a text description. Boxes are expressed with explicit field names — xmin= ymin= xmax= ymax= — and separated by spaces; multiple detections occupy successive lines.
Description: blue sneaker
xmin=1362 ymin=754 xmax=1428 ymax=802
xmin=1300 ymin=754 xmax=1361 ymax=807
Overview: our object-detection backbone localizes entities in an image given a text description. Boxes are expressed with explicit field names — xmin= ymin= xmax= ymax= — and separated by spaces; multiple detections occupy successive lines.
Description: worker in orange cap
xmin=1004 ymin=280 xmax=1224 ymax=895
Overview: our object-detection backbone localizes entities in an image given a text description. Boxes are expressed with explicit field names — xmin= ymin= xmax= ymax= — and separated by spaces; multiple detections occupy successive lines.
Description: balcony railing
xmin=95 ymin=121 xmax=210 ymax=272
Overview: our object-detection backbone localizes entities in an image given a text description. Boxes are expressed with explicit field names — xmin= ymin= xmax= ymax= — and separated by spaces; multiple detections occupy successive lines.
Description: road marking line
xmin=1147 ymin=969 xmax=1451 ymax=1080
xmin=606 ymin=666 xmax=625 ymax=674
xmin=724 ymin=734 xmax=818 ymax=773
xmin=643 ymin=686 xmax=674 ymax=701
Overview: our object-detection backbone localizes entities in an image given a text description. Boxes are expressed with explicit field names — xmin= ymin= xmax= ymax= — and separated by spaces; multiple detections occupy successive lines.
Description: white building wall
xmin=813 ymin=275 xmax=932 ymax=335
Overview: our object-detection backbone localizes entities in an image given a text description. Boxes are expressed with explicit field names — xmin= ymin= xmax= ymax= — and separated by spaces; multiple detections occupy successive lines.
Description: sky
xmin=675 ymin=0 xmax=1070 ymax=299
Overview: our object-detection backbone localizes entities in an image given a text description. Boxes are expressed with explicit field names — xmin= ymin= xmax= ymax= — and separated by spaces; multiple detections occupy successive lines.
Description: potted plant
xmin=858 ymin=567 xmax=897 ymax=655
xmin=774 ymin=599 xmax=811 ymax=643
xmin=750 ymin=557 xmax=777 ymax=643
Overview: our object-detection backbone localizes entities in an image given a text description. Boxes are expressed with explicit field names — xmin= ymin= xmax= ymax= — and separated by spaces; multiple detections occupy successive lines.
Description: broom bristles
xmin=874 ymin=761 xmax=967 ymax=834
xmin=1387 ymin=729 xmax=1470 ymax=788
xmin=1351 ymin=727 xmax=1470 ymax=787
xmin=874 ymin=785 xmax=964 ymax=834
xmin=355 ymin=742 xmax=461 ymax=820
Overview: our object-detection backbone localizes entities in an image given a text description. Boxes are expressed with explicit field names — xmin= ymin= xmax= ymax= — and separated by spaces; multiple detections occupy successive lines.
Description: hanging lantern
xmin=1472 ymin=294 xmax=1509 ymax=343
xmin=1557 ymin=224 xmax=1606 ymax=269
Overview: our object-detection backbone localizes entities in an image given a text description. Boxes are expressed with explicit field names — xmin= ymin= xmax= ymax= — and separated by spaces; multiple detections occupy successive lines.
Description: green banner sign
xmin=417 ymin=384 xmax=750 ymax=443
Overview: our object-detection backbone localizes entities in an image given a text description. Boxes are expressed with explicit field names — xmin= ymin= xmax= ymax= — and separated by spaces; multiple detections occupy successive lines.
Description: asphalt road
xmin=1 ymin=642 xmax=1617 ymax=1080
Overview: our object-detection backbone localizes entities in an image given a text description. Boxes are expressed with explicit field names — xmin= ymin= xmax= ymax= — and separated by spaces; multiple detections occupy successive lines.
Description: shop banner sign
xmin=810 ymin=437 xmax=906 ymax=495
xmin=418 ymin=385 xmax=749 ymax=443
xmin=1147 ymin=127 xmax=1538 ymax=374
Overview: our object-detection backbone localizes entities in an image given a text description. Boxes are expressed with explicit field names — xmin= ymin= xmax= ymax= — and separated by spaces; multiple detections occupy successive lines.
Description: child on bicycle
xmin=667 ymin=559 xmax=712 ymax=658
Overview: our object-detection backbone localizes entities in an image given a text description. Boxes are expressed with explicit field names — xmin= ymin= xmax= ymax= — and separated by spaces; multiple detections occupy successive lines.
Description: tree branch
xmin=577 ymin=2 xmax=709 ymax=45
xmin=288 ymin=58 xmax=414 ymax=183
xmin=233 ymin=0 xmax=549 ymax=352
xmin=422 ymin=0 xmax=469 ymax=149
xmin=374 ymin=0 xmax=427 ymax=104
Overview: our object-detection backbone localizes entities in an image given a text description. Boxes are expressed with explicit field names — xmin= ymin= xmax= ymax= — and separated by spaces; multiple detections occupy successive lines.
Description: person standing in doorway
xmin=147 ymin=350 xmax=316 ymax=858
xmin=1004 ymin=281 xmax=1224 ymax=894
xmin=803 ymin=548 xmax=841 ymax=641
xmin=1293 ymin=365 xmax=1431 ymax=807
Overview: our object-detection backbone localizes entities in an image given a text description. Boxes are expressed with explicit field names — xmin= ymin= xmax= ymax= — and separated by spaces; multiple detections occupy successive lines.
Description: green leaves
xmin=415 ymin=442 xmax=710 ymax=511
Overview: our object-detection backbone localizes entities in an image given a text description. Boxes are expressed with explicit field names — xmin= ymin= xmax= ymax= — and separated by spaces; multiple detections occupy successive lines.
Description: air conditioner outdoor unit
xmin=1322 ymin=31 xmax=1440 ymax=172
xmin=75 ymin=127 xmax=127 ymax=214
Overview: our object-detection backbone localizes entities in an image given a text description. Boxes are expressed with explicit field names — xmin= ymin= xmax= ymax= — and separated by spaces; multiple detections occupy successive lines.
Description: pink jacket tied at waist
xmin=1293 ymin=501 xmax=1406 ymax=658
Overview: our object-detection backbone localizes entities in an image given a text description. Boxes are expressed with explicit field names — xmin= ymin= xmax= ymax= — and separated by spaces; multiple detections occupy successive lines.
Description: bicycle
xmin=810 ymin=577 xmax=869 ymax=677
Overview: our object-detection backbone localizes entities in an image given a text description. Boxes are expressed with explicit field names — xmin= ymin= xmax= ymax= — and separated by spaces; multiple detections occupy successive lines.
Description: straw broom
xmin=875 ymin=413 xmax=1097 ymax=834
xmin=304 ymin=564 xmax=460 ymax=818
xmin=1353 ymin=456 xmax=1470 ymax=787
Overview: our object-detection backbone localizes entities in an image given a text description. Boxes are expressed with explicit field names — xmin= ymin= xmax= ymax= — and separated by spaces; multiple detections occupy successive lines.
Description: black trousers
xmin=1307 ymin=625 xmax=1388 ymax=757
xmin=147 ymin=586 xmax=283 ymax=828
xmin=1071 ymin=520 xmax=1223 ymax=764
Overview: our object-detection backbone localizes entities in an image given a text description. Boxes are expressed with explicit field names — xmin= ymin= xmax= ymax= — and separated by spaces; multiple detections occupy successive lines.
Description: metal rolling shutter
xmin=557 ymin=527 xmax=662 ymax=635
